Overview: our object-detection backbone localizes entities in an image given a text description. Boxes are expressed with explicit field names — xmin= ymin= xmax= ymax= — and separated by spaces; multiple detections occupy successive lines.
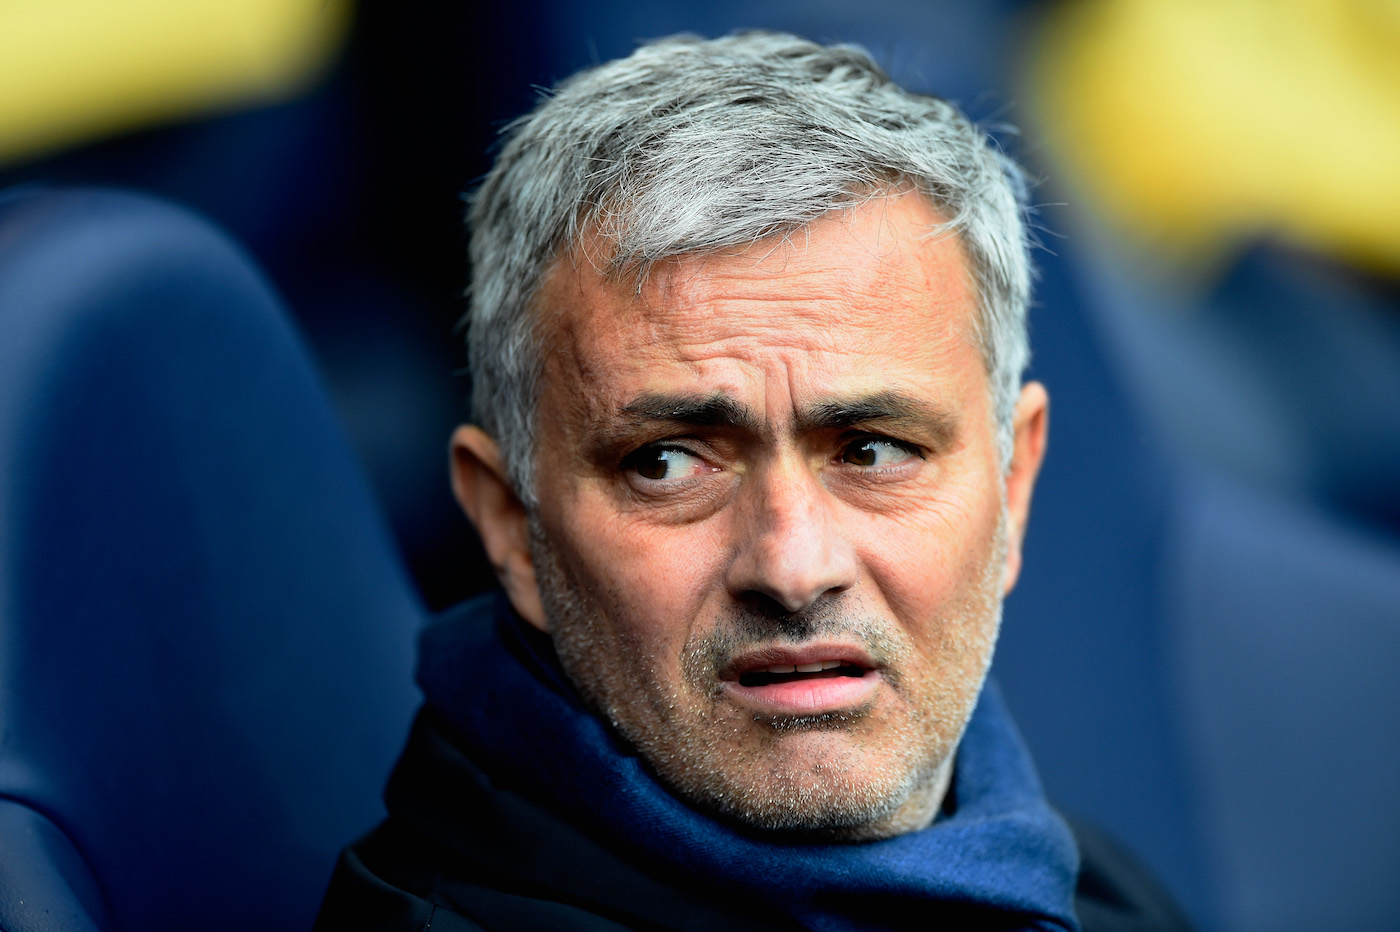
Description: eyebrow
xmin=611 ymin=389 xmax=956 ymax=447
xmin=618 ymin=392 xmax=762 ymax=433
xmin=798 ymin=391 xmax=958 ymax=447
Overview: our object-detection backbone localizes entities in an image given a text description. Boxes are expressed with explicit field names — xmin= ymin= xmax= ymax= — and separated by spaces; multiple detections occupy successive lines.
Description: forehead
xmin=534 ymin=192 xmax=982 ymax=404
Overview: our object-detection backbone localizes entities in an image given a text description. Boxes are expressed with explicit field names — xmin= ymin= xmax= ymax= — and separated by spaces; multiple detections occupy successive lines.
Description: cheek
xmin=545 ymin=493 xmax=728 ymax=653
xmin=853 ymin=487 xmax=1003 ymax=633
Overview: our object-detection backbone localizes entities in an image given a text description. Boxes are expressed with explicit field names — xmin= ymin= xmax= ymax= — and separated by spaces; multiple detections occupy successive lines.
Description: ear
xmin=1001 ymin=381 xmax=1049 ymax=595
xmin=449 ymin=425 xmax=547 ymax=630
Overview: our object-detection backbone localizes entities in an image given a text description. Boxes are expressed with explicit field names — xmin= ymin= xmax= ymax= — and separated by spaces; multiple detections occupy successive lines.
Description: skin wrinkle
xmin=538 ymin=210 xmax=977 ymax=456
xmin=482 ymin=192 xmax=1041 ymax=841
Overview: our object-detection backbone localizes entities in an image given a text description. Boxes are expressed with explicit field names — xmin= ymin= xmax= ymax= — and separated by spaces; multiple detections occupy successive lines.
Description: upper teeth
xmin=763 ymin=660 xmax=844 ymax=674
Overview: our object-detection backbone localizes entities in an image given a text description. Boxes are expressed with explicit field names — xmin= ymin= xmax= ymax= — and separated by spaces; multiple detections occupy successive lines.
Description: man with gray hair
xmin=317 ymin=32 xmax=1188 ymax=931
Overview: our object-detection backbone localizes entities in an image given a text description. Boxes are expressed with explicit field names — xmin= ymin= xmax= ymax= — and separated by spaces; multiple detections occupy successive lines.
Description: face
xmin=454 ymin=191 xmax=1047 ymax=840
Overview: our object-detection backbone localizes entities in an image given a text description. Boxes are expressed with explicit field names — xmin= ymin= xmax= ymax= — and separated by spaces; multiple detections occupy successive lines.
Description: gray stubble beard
xmin=529 ymin=510 xmax=1008 ymax=841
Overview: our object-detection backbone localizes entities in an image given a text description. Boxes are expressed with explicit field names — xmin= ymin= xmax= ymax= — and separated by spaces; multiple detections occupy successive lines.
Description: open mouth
xmin=723 ymin=651 xmax=881 ymax=714
xmin=738 ymin=661 xmax=868 ymax=688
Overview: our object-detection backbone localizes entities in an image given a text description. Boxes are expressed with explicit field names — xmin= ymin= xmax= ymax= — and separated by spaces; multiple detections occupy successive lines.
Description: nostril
xmin=736 ymin=579 xmax=851 ymax=615
xmin=729 ymin=591 xmax=836 ymax=639
xmin=736 ymin=589 xmax=810 ymax=617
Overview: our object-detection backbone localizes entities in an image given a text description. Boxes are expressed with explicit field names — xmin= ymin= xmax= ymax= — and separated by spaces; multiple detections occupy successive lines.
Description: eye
xmin=839 ymin=436 xmax=920 ymax=468
xmin=624 ymin=445 xmax=713 ymax=481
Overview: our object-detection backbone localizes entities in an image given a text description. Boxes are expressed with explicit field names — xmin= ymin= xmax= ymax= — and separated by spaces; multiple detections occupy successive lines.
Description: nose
xmin=725 ymin=458 xmax=858 ymax=613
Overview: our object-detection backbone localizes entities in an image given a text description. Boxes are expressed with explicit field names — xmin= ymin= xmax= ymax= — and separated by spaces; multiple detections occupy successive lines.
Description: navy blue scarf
xmin=420 ymin=592 xmax=1080 ymax=931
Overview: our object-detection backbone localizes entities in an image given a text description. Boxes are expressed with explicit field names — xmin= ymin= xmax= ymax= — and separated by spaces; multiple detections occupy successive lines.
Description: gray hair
xmin=466 ymin=31 xmax=1032 ymax=505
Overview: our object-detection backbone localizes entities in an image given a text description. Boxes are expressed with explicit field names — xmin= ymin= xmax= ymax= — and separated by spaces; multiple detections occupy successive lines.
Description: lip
xmin=719 ymin=643 xmax=882 ymax=716
xmin=719 ymin=643 xmax=878 ymax=679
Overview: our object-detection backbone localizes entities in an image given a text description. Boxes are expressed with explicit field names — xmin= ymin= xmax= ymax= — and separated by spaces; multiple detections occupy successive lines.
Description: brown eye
xmin=626 ymin=446 xmax=707 ymax=481
xmin=840 ymin=437 xmax=918 ymax=468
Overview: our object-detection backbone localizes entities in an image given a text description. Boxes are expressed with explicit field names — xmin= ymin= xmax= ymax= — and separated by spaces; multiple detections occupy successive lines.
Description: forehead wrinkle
xmin=536 ymin=193 xmax=987 ymax=447
xmin=640 ymin=277 xmax=858 ymax=348
xmin=641 ymin=231 xmax=927 ymax=328
xmin=649 ymin=277 xmax=966 ymax=370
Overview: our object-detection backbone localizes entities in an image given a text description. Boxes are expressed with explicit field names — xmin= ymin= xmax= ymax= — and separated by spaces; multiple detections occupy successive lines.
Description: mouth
xmin=721 ymin=647 xmax=881 ymax=716
xmin=737 ymin=660 xmax=868 ymax=687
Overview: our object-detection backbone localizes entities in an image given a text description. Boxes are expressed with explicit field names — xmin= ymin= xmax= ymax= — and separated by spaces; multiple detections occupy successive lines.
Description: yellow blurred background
xmin=1026 ymin=0 xmax=1400 ymax=277
xmin=0 ymin=0 xmax=351 ymax=166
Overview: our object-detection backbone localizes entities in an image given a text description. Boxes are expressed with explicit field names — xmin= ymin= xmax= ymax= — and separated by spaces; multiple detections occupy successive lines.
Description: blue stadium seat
xmin=0 ymin=188 xmax=424 ymax=932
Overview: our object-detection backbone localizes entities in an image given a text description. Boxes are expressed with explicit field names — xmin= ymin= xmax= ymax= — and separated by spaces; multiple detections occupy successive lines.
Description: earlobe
xmin=449 ymin=425 xmax=548 ymax=630
xmin=1000 ymin=382 xmax=1049 ymax=595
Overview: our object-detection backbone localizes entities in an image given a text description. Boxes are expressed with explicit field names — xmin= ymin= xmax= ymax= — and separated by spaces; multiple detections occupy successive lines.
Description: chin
xmin=644 ymin=726 xmax=953 ymax=843
xmin=703 ymin=766 xmax=944 ymax=842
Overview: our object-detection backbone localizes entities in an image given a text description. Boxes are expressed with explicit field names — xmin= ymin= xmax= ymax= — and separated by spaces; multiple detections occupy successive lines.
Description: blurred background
xmin=2 ymin=1 xmax=1396 ymax=929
